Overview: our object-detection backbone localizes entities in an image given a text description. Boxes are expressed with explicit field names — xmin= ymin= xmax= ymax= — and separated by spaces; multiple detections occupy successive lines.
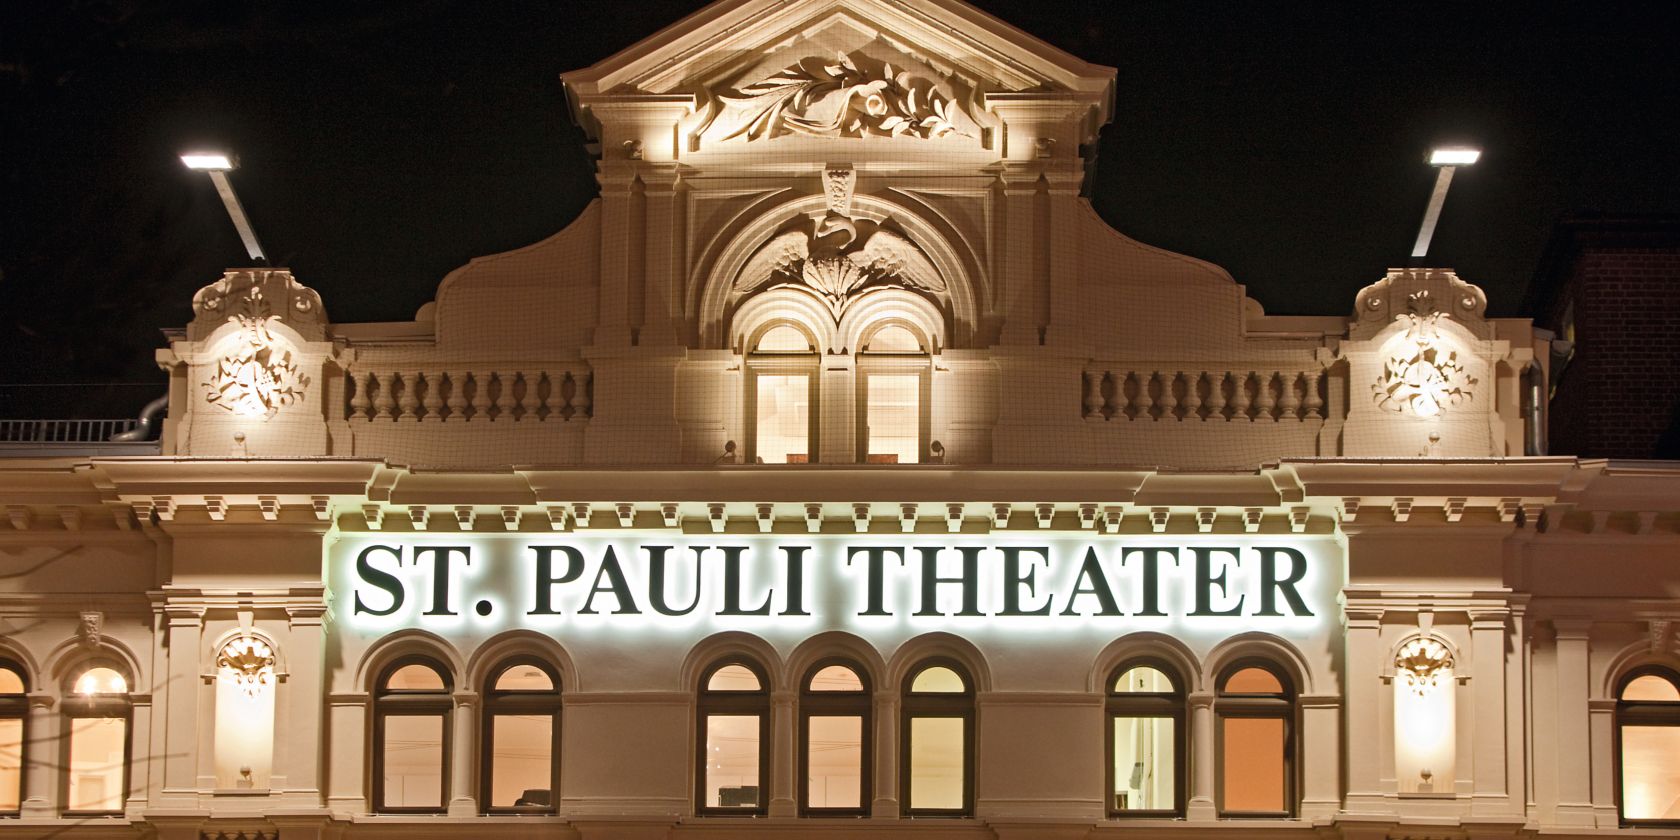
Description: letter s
xmin=354 ymin=544 xmax=405 ymax=617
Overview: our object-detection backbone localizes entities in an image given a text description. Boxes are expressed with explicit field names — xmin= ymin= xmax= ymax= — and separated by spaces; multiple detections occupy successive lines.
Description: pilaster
xmin=769 ymin=689 xmax=795 ymax=817
xmin=1469 ymin=609 xmax=1512 ymax=816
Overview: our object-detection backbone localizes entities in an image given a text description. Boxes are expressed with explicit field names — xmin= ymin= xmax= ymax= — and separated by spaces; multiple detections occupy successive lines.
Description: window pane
xmin=1224 ymin=667 xmax=1283 ymax=695
xmin=385 ymin=663 xmax=445 ymax=691
xmin=1622 ymin=725 xmax=1680 ymax=820
xmin=756 ymin=325 xmax=811 ymax=352
xmin=911 ymin=666 xmax=965 ymax=694
xmin=707 ymin=664 xmax=762 ymax=692
xmin=806 ymin=715 xmax=862 ymax=809
xmin=866 ymin=375 xmax=919 ymax=464
xmin=74 ymin=668 xmax=126 ymax=696
xmin=494 ymin=664 xmax=554 ymax=692
xmin=0 ymin=718 xmax=19 ymax=811
xmin=1113 ymin=716 xmax=1174 ymax=811
xmin=490 ymin=713 xmax=553 ymax=808
xmin=704 ymin=714 xmax=760 ymax=808
xmin=908 ymin=717 xmax=964 ymax=810
xmin=865 ymin=325 xmax=922 ymax=353
xmin=755 ymin=375 xmax=809 ymax=464
xmin=1221 ymin=716 xmax=1285 ymax=811
xmin=1623 ymin=675 xmax=1680 ymax=702
xmin=382 ymin=715 xmax=444 ymax=808
xmin=809 ymin=665 xmax=863 ymax=692
xmin=1114 ymin=666 xmax=1174 ymax=694
xmin=0 ymin=668 xmax=22 ymax=695
xmin=67 ymin=717 xmax=125 ymax=811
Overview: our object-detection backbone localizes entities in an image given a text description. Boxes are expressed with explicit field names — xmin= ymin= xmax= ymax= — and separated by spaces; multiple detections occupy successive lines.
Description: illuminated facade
xmin=2 ymin=0 xmax=1679 ymax=838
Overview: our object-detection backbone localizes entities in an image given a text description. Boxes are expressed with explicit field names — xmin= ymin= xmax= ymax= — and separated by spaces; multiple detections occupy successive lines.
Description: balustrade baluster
xmin=1304 ymin=370 xmax=1325 ymax=418
xmin=1083 ymin=371 xmax=1103 ymax=420
xmin=1279 ymin=371 xmax=1302 ymax=420
xmin=1182 ymin=371 xmax=1204 ymax=420
xmin=493 ymin=371 xmax=518 ymax=420
xmin=469 ymin=370 xmax=493 ymax=420
xmin=396 ymin=372 xmax=420 ymax=421
xmin=1255 ymin=371 xmax=1278 ymax=421
xmin=574 ymin=372 xmax=593 ymax=419
xmin=445 ymin=370 xmax=469 ymax=421
xmin=373 ymin=372 xmax=397 ymax=420
xmin=1230 ymin=371 xmax=1253 ymax=421
xmin=1206 ymin=371 xmax=1229 ymax=420
xmin=1134 ymin=372 xmax=1155 ymax=420
xmin=1160 ymin=371 xmax=1181 ymax=420
xmin=348 ymin=372 xmax=372 ymax=420
xmin=421 ymin=371 xmax=444 ymax=421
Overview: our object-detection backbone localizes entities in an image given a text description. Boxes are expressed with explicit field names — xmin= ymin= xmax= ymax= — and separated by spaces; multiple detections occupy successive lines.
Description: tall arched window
xmin=746 ymin=323 xmax=819 ymax=464
xmin=1107 ymin=659 xmax=1185 ymax=817
xmin=0 ymin=662 xmax=26 ymax=814
xmin=1215 ymin=660 xmax=1295 ymax=817
xmin=696 ymin=659 xmax=770 ymax=815
xmin=901 ymin=659 xmax=973 ymax=816
xmin=372 ymin=656 xmax=452 ymax=813
xmin=481 ymin=658 xmax=562 ymax=813
xmin=800 ymin=659 xmax=871 ymax=815
xmin=856 ymin=322 xmax=931 ymax=463
xmin=1616 ymin=667 xmax=1680 ymax=825
xmin=63 ymin=663 xmax=129 ymax=815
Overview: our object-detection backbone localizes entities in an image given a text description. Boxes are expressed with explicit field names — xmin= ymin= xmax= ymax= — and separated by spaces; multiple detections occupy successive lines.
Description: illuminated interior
xmin=1219 ymin=666 xmax=1287 ymax=813
xmin=1393 ymin=664 xmax=1454 ymax=794
xmin=865 ymin=375 xmax=919 ymax=463
xmin=805 ymin=715 xmax=862 ymax=808
xmin=1620 ymin=673 xmax=1680 ymax=820
xmin=705 ymin=714 xmax=760 ymax=807
xmin=1111 ymin=665 xmax=1175 ymax=811
xmin=382 ymin=715 xmax=444 ymax=807
xmin=487 ymin=663 xmax=558 ymax=808
xmin=0 ymin=666 xmax=20 ymax=812
xmin=755 ymin=375 xmax=810 ymax=464
xmin=67 ymin=666 xmax=128 ymax=813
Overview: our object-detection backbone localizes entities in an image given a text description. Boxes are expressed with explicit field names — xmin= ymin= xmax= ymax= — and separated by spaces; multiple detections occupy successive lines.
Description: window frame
xmin=479 ymin=657 xmax=562 ymax=815
xmin=1213 ymin=658 xmax=1296 ymax=819
xmin=60 ymin=662 xmax=131 ymax=817
xmin=855 ymin=354 xmax=932 ymax=465
xmin=744 ymin=348 xmax=822 ymax=465
xmin=1614 ymin=665 xmax=1680 ymax=827
xmin=1105 ymin=657 xmax=1187 ymax=818
xmin=798 ymin=657 xmax=873 ymax=817
xmin=899 ymin=657 xmax=975 ymax=818
xmin=695 ymin=658 xmax=772 ymax=817
xmin=0 ymin=660 xmax=26 ymax=816
xmin=371 ymin=654 xmax=454 ymax=815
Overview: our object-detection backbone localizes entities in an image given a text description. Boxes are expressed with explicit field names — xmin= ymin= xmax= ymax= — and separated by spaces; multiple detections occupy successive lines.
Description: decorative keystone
xmin=853 ymin=503 xmax=871 ymax=533
xmin=1444 ymin=498 xmax=1466 ymax=523
xmin=1391 ymin=498 xmax=1412 ymax=523
xmin=709 ymin=503 xmax=727 ymax=534
xmin=501 ymin=506 xmax=521 ymax=530
xmin=1078 ymin=503 xmax=1099 ymax=529
xmin=1102 ymin=507 xmax=1123 ymax=534
xmin=614 ymin=503 xmax=635 ymax=528
xmin=408 ymin=505 xmax=428 ymax=529
xmin=991 ymin=503 xmax=1012 ymax=530
xmin=362 ymin=504 xmax=384 ymax=530
xmin=1243 ymin=508 xmax=1263 ymax=533
xmin=661 ymin=503 xmax=680 ymax=528
xmin=945 ymin=503 xmax=964 ymax=533
xmin=805 ymin=503 xmax=823 ymax=533
xmin=1196 ymin=508 xmax=1216 ymax=533
xmin=1035 ymin=503 xmax=1055 ymax=529
xmin=572 ymin=502 xmax=592 ymax=528
xmin=756 ymin=503 xmax=775 ymax=533
xmin=258 ymin=496 xmax=279 ymax=522
xmin=545 ymin=505 xmax=569 ymax=531
xmin=454 ymin=506 xmax=475 ymax=530
xmin=204 ymin=496 xmax=226 ymax=522
xmin=1149 ymin=508 xmax=1170 ymax=533
xmin=900 ymin=503 xmax=918 ymax=534
xmin=1289 ymin=507 xmax=1310 ymax=533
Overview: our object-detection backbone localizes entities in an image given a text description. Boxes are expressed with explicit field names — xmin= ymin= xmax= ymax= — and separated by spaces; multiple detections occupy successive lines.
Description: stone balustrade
xmin=1082 ymin=367 xmax=1326 ymax=422
xmin=344 ymin=367 xmax=592 ymax=423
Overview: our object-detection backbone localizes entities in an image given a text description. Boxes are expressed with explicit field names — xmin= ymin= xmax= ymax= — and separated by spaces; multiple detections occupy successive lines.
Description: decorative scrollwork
xmin=204 ymin=286 xmax=309 ymax=419
xmin=707 ymin=52 xmax=968 ymax=142
xmin=1395 ymin=637 xmax=1453 ymax=694
xmin=216 ymin=635 xmax=276 ymax=698
xmin=1373 ymin=291 xmax=1476 ymax=417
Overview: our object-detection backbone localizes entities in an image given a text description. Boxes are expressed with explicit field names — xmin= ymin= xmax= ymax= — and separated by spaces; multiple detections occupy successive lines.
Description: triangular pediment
xmin=563 ymin=0 xmax=1114 ymax=139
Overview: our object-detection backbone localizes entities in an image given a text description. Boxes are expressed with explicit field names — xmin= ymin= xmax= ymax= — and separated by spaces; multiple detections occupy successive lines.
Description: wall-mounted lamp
xmin=181 ymin=150 xmax=267 ymax=263
xmin=1410 ymin=147 xmax=1481 ymax=259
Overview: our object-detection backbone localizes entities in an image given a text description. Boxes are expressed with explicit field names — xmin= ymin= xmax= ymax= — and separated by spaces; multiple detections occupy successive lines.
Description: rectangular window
xmin=1112 ymin=716 xmax=1174 ymax=811
xmin=490 ymin=713 xmax=553 ymax=808
xmin=67 ymin=717 xmax=125 ymax=812
xmin=866 ymin=375 xmax=919 ymax=463
xmin=908 ymin=716 xmax=963 ymax=810
xmin=0 ymin=717 xmax=20 ymax=811
xmin=805 ymin=715 xmax=862 ymax=809
xmin=381 ymin=715 xmax=444 ymax=809
xmin=1221 ymin=717 xmax=1285 ymax=812
xmin=1621 ymin=725 xmax=1680 ymax=820
xmin=704 ymin=714 xmax=761 ymax=808
xmin=755 ymin=375 xmax=809 ymax=464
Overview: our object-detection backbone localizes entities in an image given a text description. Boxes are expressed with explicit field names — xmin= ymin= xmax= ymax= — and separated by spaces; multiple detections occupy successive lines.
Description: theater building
xmin=2 ymin=0 xmax=1679 ymax=838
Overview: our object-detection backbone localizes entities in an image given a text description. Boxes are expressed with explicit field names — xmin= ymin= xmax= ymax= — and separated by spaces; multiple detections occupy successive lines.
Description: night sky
xmin=3 ymin=1 xmax=1677 ymax=413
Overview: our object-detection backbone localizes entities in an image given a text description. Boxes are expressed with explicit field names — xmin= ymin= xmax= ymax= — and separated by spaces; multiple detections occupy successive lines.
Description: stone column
xmin=1343 ymin=607 xmax=1389 ymax=811
xmin=20 ymin=695 xmax=54 ymax=817
xmin=160 ymin=605 xmax=205 ymax=806
xmin=1300 ymin=694 xmax=1342 ymax=818
xmin=1469 ymin=609 xmax=1511 ymax=816
xmin=1551 ymin=619 xmax=1594 ymax=825
xmin=1588 ymin=698 xmax=1618 ymax=827
xmin=820 ymin=354 xmax=855 ymax=464
xmin=447 ymin=696 xmax=476 ymax=816
xmin=872 ymin=692 xmax=900 ymax=817
xmin=593 ymin=164 xmax=636 ymax=347
xmin=281 ymin=606 xmax=327 ymax=805
xmin=638 ymin=169 xmax=680 ymax=347
xmin=325 ymin=694 xmax=367 ymax=816
xmin=1187 ymin=691 xmax=1216 ymax=820
xmin=769 ymin=690 xmax=796 ymax=816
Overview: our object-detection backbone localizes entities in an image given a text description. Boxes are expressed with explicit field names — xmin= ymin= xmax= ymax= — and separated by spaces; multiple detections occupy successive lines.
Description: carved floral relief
xmin=1372 ymin=291 xmax=1476 ymax=418
xmin=705 ymin=52 xmax=968 ymax=142
xmin=204 ymin=286 xmax=309 ymax=419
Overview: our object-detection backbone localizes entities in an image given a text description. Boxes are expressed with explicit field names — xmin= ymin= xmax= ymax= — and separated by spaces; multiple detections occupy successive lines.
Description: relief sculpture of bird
xmin=734 ymin=212 xmax=945 ymax=321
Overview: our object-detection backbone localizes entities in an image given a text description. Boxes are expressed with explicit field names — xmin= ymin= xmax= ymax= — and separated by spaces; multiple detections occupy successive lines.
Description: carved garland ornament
xmin=711 ymin=52 xmax=967 ymax=142
xmin=1372 ymin=291 xmax=1476 ymax=418
xmin=216 ymin=635 xmax=277 ymax=698
xmin=1395 ymin=637 xmax=1453 ymax=694
xmin=203 ymin=285 xmax=308 ymax=419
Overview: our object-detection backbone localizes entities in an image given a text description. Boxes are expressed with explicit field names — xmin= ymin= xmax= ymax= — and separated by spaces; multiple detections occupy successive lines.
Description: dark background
xmin=3 ymin=0 xmax=1677 ymax=415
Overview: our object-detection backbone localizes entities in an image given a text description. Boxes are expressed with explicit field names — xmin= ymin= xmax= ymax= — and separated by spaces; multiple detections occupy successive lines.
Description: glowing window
xmin=698 ymin=660 xmax=769 ymax=815
xmin=64 ymin=664 xmax=130 ymax=814
xmin=75 ymin=667 xmax=127 ymax=696
xmin=1623 ymin=674 xmax=1680 ymax=702
xmin=1107 ymin=660 xmax=1184 ymax=816
xmin=1617 ymin=668 xmax=1680 ymax=823
xmin=864 ymin=325 xmax=922 ymax=353
xmin=374 ymin=657 xmax=452 ymax=812
xmin=1216 ymin=661 xmax=1294 ymax=816
xmin=484 ymin=659 xmax=561 ymax=813
xmin=707 ymin=664 xmax=762 ymax=692
xmin=901 ymin=660 xmax=973 ymax=816
xmin=0 ymin=663 xmax=24 ymax=813
xmin=755 ymin=375 xmax=810 ymax=464
xmin=865 ymin=375 xmax=919 ymax=464
xmin=800 ymin=660 xmax=871 ymax=814
xmin=808 ymin=665 xmax=864 ymax=693
xmin=756 ymin=325 xmax=812 ymax=352
xmin=910 ymin=666 xmax=965 ymax=694
xmin=384 ymin=663 xmax=446 ymax=692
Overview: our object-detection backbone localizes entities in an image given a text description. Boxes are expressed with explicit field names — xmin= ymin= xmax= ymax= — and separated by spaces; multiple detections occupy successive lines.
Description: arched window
xmin=63 ymin=663 xmax=129 ymax=815
xmin=856 ymin=322 xmax=930 ymax=463
xmin=373 ymin=656 xmax=452 ymax=813
xmin=1616 ymin=667 xmax=1680 ymax=825
xmin=746 ymin=323 xmax=819 ymax=464
xmin=481 ymin=658 xmax=562 ymax=813
xmin=800 ymin=659 xmax=871 ymax=815
xmin=0 ymin=661 xmax=26 ymax=814
xmin=1106 ymin=659 xmax=1185 ymax=817
xmin=1215 ymin=660 xmax=1295 ymax=817
xmin=900 ymin=659 xmax=973 ymax=816
xmin=696 ymin=659 xmax=770 ymax=815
